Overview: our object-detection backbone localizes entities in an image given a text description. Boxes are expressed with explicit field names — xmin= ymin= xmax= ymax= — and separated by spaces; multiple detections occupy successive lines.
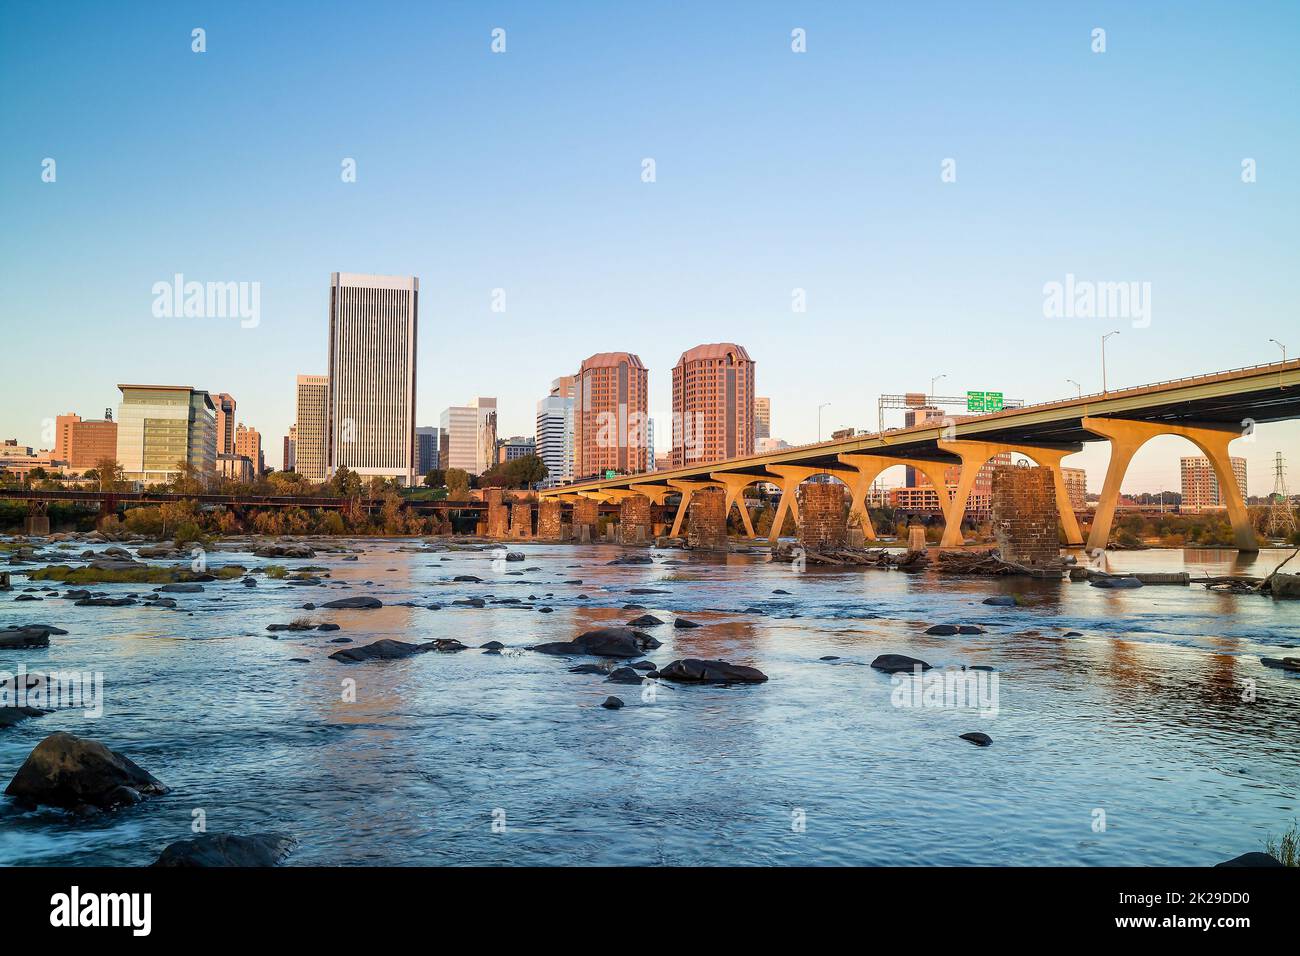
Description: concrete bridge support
xmin=617 ymin=494 xmax=652 ymax=544
xmin=935 ymin=440 xmax=1084 ymax=549
xmin=836 ymin=454 xmax=958 ymax=541
xmin=570 ymin=495 xmax=600 ymax=543
xmin=764 ymin=465 xmax=858 ymax=544
xmin=667 ymin=480 xmax=719 ymax=538
xmin=709 ymin=472 xmax=757 ymax=538
xmin=1082 ymin=417 xmax=1256 ymax=552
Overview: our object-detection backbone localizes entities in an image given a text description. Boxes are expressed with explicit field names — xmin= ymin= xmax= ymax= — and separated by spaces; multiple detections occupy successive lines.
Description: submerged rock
xmin=328 ymin=637 xmax=465 ymax=662
xmin=1214 ymin=851 xmax=1284 ymax=868
xmin=601 ymin=696 xmax=625 ymax=710
xmin=654 ymin=659 xmax=768 ymax=684
xmin=0 ymin=706 xmax=48 ymax=729
xmin=959 ymin=732 xmax=992 ymax=747
xmin=870 ymin=654 xmax=932 ymax=674
xmin=626 ymin=614 xmax=665 ymax=627
xmin=153 ymin=833 xmax=297 ymax=867
xmin=1260 ymin=657 xmax=1300 ymax=672
xmin=1089 ymin=576 xmax=1143 ymax=590
xmin=606 ymin=667 xmax=646 ymax=684
xmin=981 ymin=596 xmax=1018 ymax=607
xmin=157 ymin=583 xmax=205 ymax=593
xmin=924 ymin=624 xmax=984 ymax=636
xmin=674 ymin=617 xmax=703 ymax=629
xmin=533 ymin=627 xmax=657 ymax=658
xmin=320 ymin=596 xmax=382 ymax=609
xmin=4 ymin=732 xmax=168 ymax=811
xmin=0 ymin=626 xmax=56 ymax=649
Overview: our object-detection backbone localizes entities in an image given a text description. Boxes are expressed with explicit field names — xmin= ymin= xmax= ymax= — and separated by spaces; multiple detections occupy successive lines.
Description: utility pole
xmin=1101 ymin=331 xmax=1120 ymax=394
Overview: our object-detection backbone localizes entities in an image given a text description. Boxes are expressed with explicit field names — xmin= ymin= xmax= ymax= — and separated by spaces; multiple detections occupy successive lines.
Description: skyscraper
xmin=1181 ymin=456 xmax=1248 ymax=512
xmin=574 ymin=352 xmax=648 ymax=480
xmin=295 ymin=374 xmax=329 ymax=482
xmin=234 ymin=423 xmax=263 ymax=476
xmin=535 ymin=376 xmax=575 ymax=488
xmin=440 ymin=397 xmax=496 ymax=475
xmin=212 ymin=393 xmax=237 ymax=455
xmin=670 ymin=343 xmax=755 ymax=468
xmin=415 ymin=426 xmax=443 ymax=476
xmin=283 ymin=425 xmax=297 ymax=472
xmin=754 ymin=397 xmax=771 ymax=452
xmin=115 ymin=385 xmax=216 ymax=484
xmin=327 ymin=273 xmax=418 ymax=485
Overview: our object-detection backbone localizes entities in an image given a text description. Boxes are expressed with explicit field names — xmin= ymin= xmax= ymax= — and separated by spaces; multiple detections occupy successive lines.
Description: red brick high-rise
xmin=574 ymin=352 xmax=648 ymax=480
xmin=670 ymin=343 xmax=755 ymax=468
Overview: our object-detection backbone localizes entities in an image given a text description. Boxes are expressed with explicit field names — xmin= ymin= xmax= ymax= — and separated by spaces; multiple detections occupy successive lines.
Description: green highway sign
xmin=966 ymin=391 xmax=1004 ymax=413
xmin=605 ymin=470 xmax=617 ymax=480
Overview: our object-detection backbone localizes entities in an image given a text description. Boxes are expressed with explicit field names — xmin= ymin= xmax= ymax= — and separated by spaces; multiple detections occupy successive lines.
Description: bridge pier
xmin=709 ymin=472 xmax=757 ymax=538
xmin=1082 ymin=417 xmax=1256 ymax=552
xmin=667 ymin=480 xmax=717 ymax=538
xmin=936 ymin=440 xmax=1084 ymax=548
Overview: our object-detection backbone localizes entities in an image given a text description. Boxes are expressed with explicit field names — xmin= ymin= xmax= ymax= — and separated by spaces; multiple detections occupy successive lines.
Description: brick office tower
xmin=671 ymin=343 xmax=755 ymax=468
xmin=573 ymin=352 xmax=648 ymax=480
xmin=990 ymin=465 xmax=1059 ymax=566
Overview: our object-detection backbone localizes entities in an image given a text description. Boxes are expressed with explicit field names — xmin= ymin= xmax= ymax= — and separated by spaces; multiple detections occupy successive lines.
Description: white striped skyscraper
xmin=327 ymin=273 xmax=418 ymax=485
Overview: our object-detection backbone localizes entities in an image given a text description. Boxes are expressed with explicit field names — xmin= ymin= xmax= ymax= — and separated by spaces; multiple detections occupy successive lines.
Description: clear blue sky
xmin=2 ymin=1 xmax=1297 ymax=492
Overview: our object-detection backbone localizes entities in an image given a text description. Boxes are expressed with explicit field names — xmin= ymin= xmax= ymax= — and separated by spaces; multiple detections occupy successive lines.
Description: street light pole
xmin=1101 ymin=331 xmax=1120 ymax=394
xmin=1269 ymin=338 xmax=1287 ymax=363
xmin=1067 ymin=378 xmax=1082 ymax=398
xmin=930 ymin=374 xmax=946 ymax=398
xmin=817 ymin=402 xmax=831 ymax=442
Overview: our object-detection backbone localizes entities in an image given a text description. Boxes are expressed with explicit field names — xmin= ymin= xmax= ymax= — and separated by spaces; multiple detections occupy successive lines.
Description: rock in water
xmin=606 ymin=667 xmax=645 ymax=684
xmin=320 ymin=596 xmax=383 ymax=609
xmin=673 ymin=617 xmax=702 ymax=629
xmin=4 ymin=732 xmax=168 ymax=811
xmin=870 ymin=654 xmax=932 ymax=674
xmin=0 ymin=625 xmax=64 ymax=649
xmin=982 ymin=596 xmax=1018 ymax=607
xmin=654 ymin=659 xmax=768 ymax=684
xmin=626 ymin=614 xmax=665 ymax=626
xmin=601 ymin=696 xmax=625 ymax=710
xmin=328 ymin=639 xmax=427 ymax=662
xmin=1214 ymin=851 xmax=1284 ymax=867
xmin=532 ymin=627 xmax=654 ymax=658
xmin=0 ymin=706 xmax=48 ymax=729
xmin=959 ymin=732 xmax=992 ymax=747
xmin=153 ymin=833 xmax=297 ymax=867
xmin=1089 ymin=576 xmax=1143 ymax=589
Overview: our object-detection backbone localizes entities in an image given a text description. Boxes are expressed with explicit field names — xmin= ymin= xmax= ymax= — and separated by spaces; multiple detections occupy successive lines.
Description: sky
xmin=1 ymin=1 xmax=1297 ymax=493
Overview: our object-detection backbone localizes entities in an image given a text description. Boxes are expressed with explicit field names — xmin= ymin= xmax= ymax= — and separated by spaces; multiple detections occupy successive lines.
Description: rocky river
xmin=2 ymin=535 xmax=1298 ymax=866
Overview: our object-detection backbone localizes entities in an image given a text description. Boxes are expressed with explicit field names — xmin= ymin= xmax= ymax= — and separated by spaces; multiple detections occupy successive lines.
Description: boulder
xmin=0 ymin=706 xmax=48 ymax=729
xmin=870 ymin=654 xmax=932 ymax=674
xmin=1089 ymin=576 xmax=1143 ymax=589
xmin=0 ymin=626 xmax=55 ymax=649
xmin=1214 ymin=851 xmax=1284 ymax=868
xmin=959 ymin=732 xmax=993 ymax=747
xmin=4 ymin=732 xmax=168 ymax=811
xmin=601 ymin=696 xmax=625 ymax=710
xmin=1260 ymin=657 xmax=1300 ymax=672
xmin=925 ymin=624 xmax=984 ymax=635
xmin=673 ymin=617 xmax=702 ymax=629
xmin=153 ymin=833 xmax=296 ymax=867
xmin=606 ymin=667 xmax=646 ymax=684
xmin=533 ymin=627 xmax=655 ymax=658
xmin=626 ymin=614 xmax=665 ymax=627
xmin=329 ymin=639 xmax=428 ymax=662
xmin=320 ymin=596 xmax=382 ymax=609
xmin=1270 ymin=573 xmax=1300 ymax=600
xmin=982 ymin=596 xmax=1018 ymax=607
xmin=654 ymin=659 xmax=768 ymax=684
xmin=253 ymin=544 xmax=315 ymax=559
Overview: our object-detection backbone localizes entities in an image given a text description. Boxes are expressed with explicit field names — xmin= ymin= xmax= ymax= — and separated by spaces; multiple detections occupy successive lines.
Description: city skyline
xmin=3 ymin=3 xmax=1298 ymax=490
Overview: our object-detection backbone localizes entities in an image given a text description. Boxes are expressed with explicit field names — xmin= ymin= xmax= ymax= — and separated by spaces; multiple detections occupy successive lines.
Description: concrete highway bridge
xmin=541 ymin=359 xmax=1300 ymax=552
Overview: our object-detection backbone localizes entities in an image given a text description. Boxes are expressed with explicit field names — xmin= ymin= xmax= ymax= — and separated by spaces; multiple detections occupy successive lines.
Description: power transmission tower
xmin=1264 ymin=451 xmax=1298 ymax=538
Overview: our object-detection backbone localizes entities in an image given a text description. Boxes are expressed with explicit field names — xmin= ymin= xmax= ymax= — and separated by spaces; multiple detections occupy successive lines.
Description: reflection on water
xmin=1 ymin=540 xmax=1297 ymax=866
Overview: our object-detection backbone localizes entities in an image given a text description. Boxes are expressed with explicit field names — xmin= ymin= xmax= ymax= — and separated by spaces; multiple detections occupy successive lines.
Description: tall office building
xmin=754 ymin=397 xmax=771 ymax=452
xmin=115 ymin=385 xmax=216 ymax=484
xmin=283 ymin=426 xmax=297 ymax=472
xmin=496 ymin=436 xmax=535 ymax=463
xmin=327 ymin=272 xmax=419 ymax=485
xmin=295 ymin=374 xmax=329 ymax=482
xmin=1181 ymin=456 xmax=1247 ymax=512
xmin=1062 ymin=466 xmax=1087 ymax=510
xmin=535 ymin=376 xmax=575 ymax=488
xmin=670 ymin=343 xmax=755 ymax=468
xmin=212 ymin=393 xmax=237 ymax=455
xmin=415 ymin=426 xmax=443 ymax=476
xmin=234 ymin=423 xmax=263 ymax=476
xmin=55 ymin=412 xmax=118 ymax=470
xmin=574 ymin=352 xmax=648 ymax=480
xmin=440 ymin=397 xmax=496 ymax=475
